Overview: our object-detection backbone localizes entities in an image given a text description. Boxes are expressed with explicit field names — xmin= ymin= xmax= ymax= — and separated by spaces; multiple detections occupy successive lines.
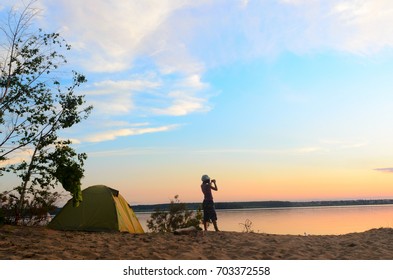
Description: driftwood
xmin=173 ymin=226 xmax=198 ymax=235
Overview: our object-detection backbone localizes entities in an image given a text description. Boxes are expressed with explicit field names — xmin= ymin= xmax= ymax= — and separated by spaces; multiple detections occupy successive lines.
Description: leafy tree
xmin=0 ymin=2 xmax=92 ymax=224
xmin=147 ymin=195 xmax=203 ymax=232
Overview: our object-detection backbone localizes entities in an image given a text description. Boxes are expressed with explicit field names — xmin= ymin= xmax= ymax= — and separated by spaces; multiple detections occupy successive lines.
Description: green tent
xmin=48 ymin=185 xmax=144 ymax=233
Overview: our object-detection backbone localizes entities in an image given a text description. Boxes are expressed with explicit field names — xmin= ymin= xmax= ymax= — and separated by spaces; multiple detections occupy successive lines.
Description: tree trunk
xmin=15 ymin=134 xmax=42 ymax=224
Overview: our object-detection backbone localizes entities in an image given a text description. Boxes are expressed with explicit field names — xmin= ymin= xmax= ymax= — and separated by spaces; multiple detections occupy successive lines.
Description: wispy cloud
xmin=87 ymin=146 xmax=322 ymax=158
xmin=34 ymin=0 xmax=213 ymax=133
xmin=192 ymin=139 xmax=367 ymax=156
xmin=0 ymin=0 xmax=28 ymax=11
xmin=41 ymin=0 xmax=190 ymax=73
xmin=192 ymin=147 xmax=325 ymax=156
xmin=88 ymin=146 xmax=180 ymax=158
xmin=82 ymin=77 xmax=161 ymax=115
xmin=150 ymin=90 xmax=210 ymax=116
xmin=329 ymin=0 xmax=393 ymax=53
xmin=82 ymin=73 xmax=211 ymax=117
xmin=10 ymin=0 xmax=392 ymax=144
xmin=28 ymin=0 xmax=393 ymax=73
xmin=175 ymin=74 xmax=208 ymax=90
xmin=0 ymin=149 xmax=32 ymax=166
xmin=374 ymin=168 xmax=393 ymax=173
xmin=151 ymin=98 xmax=205 ymax=116
xmin=87 ymin=79 xmax=161 ymax=96
xmin=164 ymin=0 xmax=393 ymax=67
xmin=82 ymin=124 xmax=178 ymax=143
xmin=89 ymin=94 xmax=135 ymax=116
xmin=292 ymin=147 xmax=324 ymax=155
xmin=319 ymin=139 xmax=368 ymax=150
xmin=37 ymin=0 xmax=393 ymax=105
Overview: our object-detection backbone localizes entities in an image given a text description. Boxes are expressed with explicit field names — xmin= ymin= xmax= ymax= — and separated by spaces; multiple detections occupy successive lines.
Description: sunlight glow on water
xmin=135 ymin=205 xmax=393 ymax=235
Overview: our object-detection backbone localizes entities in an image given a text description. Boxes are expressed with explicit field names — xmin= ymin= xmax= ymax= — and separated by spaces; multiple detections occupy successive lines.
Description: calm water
xmin=135 ymin=204 xmax=393 ymax=235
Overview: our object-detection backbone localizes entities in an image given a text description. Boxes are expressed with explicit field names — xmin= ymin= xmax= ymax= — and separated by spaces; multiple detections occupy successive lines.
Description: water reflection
xmin=135 ymin=204 xmax=393 ymax=235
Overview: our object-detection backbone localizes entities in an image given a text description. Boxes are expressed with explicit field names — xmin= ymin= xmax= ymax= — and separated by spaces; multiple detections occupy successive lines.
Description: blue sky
xmin=2 ymin=0 xmax=393 ymax=204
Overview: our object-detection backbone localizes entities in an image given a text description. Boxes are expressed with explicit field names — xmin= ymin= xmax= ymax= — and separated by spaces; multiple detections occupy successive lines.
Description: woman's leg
xmin=213 ymin=220 xmax=219 ymax=231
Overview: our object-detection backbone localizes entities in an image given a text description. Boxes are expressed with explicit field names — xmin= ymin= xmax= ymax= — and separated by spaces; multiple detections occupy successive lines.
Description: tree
xmin=0 ymin=2 xmax=92 ymax=224
xmin=147 ymin=195 xmax=203 ymax=232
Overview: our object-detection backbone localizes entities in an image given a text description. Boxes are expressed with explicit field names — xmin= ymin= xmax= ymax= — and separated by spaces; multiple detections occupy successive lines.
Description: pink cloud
xmin=374 ymin=168 xmax=393 ymax=173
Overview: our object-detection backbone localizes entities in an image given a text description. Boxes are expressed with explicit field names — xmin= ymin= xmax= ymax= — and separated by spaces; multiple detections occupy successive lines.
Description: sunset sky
xmin=2 ymin=0 xmax=393 ymax=205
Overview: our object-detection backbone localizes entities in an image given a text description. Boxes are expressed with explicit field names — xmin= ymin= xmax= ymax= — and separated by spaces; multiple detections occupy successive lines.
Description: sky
xmin=2 ymin=0 xmax=393 ymax=205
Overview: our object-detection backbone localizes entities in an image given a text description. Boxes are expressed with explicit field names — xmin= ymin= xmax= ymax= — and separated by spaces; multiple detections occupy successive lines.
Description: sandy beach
xmin=1 ymin=225 xmax=393 ymax=260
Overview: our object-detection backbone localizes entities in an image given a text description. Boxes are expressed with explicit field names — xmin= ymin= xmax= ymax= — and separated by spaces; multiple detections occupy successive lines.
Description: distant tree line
xmin=129 ymin=199 xmax=393 ymax=213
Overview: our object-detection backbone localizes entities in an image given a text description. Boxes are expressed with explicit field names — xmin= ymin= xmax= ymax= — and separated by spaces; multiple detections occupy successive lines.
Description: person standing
xmin=201 ymin=174 xmax=219 ymax=231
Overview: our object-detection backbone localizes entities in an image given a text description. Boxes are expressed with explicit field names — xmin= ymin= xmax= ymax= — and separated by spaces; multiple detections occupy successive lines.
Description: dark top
xmin=201 ymin=182 xmax=214 ymax=201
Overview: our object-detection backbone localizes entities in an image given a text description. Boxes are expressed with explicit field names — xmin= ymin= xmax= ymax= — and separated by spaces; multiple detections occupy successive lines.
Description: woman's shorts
xmin=203 ymin=200 xmax=217 ymax=222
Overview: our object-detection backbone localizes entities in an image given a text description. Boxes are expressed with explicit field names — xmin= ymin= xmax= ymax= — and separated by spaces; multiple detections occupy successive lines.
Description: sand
xmin=1 ymin=225 xmax=393 ymax=260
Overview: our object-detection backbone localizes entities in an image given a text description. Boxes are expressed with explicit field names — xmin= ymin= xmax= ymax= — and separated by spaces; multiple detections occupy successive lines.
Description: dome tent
xmin=48 ymin=185 xmax=144 ymax=233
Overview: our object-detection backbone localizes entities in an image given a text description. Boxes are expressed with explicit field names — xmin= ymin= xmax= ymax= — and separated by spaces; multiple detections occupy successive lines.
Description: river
xmin=135 ymin=204 xmax=393 ymax=235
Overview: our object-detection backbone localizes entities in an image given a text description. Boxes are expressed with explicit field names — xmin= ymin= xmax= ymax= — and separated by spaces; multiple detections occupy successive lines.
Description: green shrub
xmin=147 ymin=195 xmax=202 ymax=233
xmin=0 ymin=189 xmax=60 ymax=225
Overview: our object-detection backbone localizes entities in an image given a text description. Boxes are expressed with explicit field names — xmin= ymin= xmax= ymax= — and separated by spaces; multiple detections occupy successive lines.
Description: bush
xmin=0 ymin=188 xmax=61 ymax=226
xmin=147 ymin=195 xmax=202 ymax=233
xmin=239 ymin=219 xmax=254 ymax=233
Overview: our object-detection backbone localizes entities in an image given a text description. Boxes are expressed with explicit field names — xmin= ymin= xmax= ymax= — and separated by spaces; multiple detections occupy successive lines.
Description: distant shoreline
xmin=131 ymin=199 xmax=393 ymax=212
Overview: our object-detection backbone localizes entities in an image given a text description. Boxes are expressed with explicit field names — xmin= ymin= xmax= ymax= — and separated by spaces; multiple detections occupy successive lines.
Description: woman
xmin=200 ymin=174 xmax=219 ymax=231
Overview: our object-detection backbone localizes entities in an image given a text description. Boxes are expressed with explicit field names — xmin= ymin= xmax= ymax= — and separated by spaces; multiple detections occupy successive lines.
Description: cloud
xmin=16 ymin=0 xmax=393 ymax=74
xmin=88 ymin=147 xmax=179 ymax=158
xmin=278 ymin=0 xmax=307 ymax=4
xmin=151 ymin=93 xmax=209 ymax=116
xmin=82 ymin=72 xmax=211 ymax=117
xmin=374 ymin=168 xmax=393 ymax=173
xmin=82 ymin=77 xmax=161 ymax=115
xmin=0 ymin=0 xmax=29 ymax=11
xmin=150 ymin=74 xmax=210 ymax=116
xmin=89 ymin=94 xmax=134 ymax=116
xmin=240 ymin=0 xmax=249 ymax=8
xmin=5 ymin=0 xmax=392 ymax=144
xmin=320 ymin=139 xmax=368 ymax=150
xmin=164 ymin=0 xmax=393 ymax=67
xmin=36 ymin=0 xmax=393 ymax=110
xmin=292 ymin=147 xmax=323 ymax=154
xmin=175 ymin=74 xmax=208 ymax=90
xmin=96 ymin=121 xmax=150 ymax=128
xmin=192 ymin=146 xmax=325 ymax=156
xmin=40 ymin=0 xmax=193 ymax=73
xmin=66 ymin=138 xmax=81 ymax=145
xmin=88 ymin=79 xmax=161 ymax=95
xmin=82 ymin=124 xmax=178 ymax=143
xmin=0 ymin=149 xmax=32 ymax=166
xmin=329 ymin=0 xmax=393 ymax=53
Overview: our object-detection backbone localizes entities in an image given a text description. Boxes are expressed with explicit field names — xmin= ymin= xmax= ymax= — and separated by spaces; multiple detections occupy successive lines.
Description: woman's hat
xmin=201 ymin=174 xmax=210 ymax=181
